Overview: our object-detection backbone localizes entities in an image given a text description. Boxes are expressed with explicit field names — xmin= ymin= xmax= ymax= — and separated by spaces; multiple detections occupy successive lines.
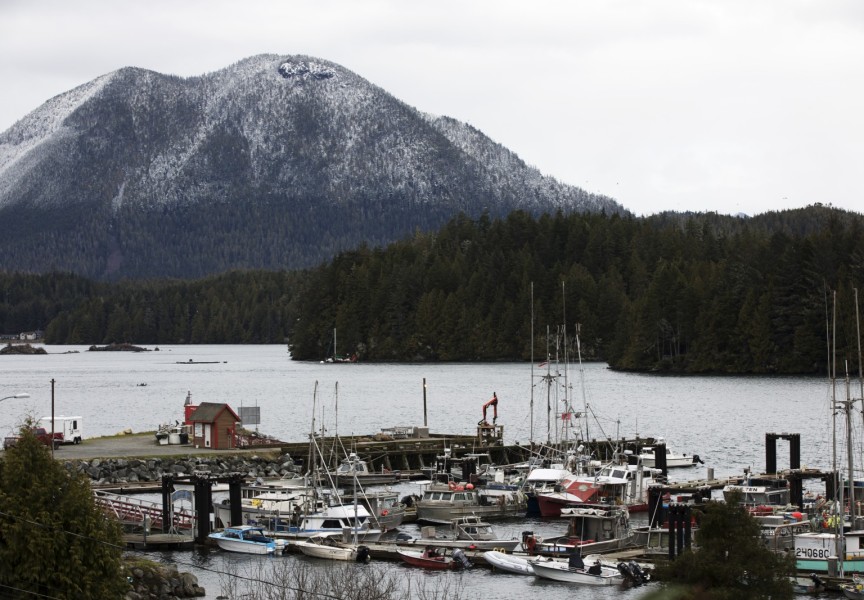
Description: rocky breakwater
xmin=66 ymin=453 xmax=302 ymax=484
xmin=125 ymin=562 xmax=205 ymax=599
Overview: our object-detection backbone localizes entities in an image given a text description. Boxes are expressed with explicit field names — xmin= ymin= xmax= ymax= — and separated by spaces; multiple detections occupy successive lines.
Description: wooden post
xmin=423 ymin=378 xmax=428 ymax=427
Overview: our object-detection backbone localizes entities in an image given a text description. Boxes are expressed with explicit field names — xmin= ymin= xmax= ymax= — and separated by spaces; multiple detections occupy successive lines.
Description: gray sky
xmin=1 ymin=0 xmax=862 ymax=216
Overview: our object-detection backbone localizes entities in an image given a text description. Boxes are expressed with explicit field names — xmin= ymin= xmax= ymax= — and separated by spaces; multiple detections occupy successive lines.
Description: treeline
xmin=0 ymin=271 xmax=298 ymax=345
xmin=2 ymin=205 xmax=863 ymax=373
xmin=288 ymin=205 xmax=864 ymax=373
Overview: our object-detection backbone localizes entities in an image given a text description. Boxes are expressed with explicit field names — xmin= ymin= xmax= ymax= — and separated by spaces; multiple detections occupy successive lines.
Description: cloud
xmin=1 ymin=0 xmax=862 ymax=216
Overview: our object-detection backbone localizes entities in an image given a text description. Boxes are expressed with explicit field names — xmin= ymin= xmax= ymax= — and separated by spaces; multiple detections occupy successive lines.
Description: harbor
xmin=0 ymin=344 xmax=853 ymax=598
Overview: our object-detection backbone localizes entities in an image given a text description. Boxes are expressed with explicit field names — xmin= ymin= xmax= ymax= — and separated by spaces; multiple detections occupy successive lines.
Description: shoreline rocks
xmin=125 ymin=562 xmax=205 ymax=599
xmin=66 ymin=453 xmax=301 ymax=484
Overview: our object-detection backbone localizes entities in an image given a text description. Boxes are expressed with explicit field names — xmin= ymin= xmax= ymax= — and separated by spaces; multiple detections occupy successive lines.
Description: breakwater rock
xmin=66 ymin=454 xmax=301 ymax=484
xmin=125 ymin=562 xmax=205 ymax=599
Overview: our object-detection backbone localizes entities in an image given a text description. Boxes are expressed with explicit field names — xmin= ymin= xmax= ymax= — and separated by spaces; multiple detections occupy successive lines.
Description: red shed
xmin=186 ymin=402 xmax=240 ymax=450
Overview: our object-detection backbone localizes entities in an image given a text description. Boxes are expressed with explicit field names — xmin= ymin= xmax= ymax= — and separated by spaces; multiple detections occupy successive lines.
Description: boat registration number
xmin=795 ymin=547 xmax=831 ymax=559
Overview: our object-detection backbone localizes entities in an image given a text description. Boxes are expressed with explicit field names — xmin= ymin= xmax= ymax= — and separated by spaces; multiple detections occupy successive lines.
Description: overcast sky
xmin=1 ymin=0 xmax=862 ymax=217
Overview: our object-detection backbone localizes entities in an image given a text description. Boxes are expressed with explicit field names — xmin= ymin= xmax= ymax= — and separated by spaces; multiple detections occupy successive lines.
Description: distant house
xmin=186 ymin=402 xmax=241 ymax=450
xmin=19 ymin=330 xmax=43 ymax=341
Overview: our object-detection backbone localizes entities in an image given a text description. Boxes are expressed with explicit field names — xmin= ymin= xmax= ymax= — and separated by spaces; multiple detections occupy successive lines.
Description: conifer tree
xmin=0 ymin=424 xmax=127 ymax=599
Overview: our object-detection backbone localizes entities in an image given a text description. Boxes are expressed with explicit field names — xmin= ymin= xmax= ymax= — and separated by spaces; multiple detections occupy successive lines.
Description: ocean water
xmin=0 ymin=344 xmax=842 ymax=598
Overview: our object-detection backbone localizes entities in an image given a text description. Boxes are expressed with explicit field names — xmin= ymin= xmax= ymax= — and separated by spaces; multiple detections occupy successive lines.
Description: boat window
xmin=454 ymin=493 xmax=466 ymax=500
xmin=613 ymin=470 xmax=625 ymax=479
xmin=464 ymin=527 xmax=477 ymax=534
xmin=321 ymin=519 xmax=342 ymax=528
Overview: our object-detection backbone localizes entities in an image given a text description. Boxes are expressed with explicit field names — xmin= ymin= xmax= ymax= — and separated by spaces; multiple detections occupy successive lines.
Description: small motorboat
xmin=294 ymin=535 xmax=371 ymax=562
xmin=483 ymin=550 xmax=534 ymax=575
xmin=530 ymin=555 xmax=624 ymax=585
xmin=396 ymin=547 xmax=472 ymax=570
xmin=208 ymin=525 xmax=283 ymax=555
xmin=637 ymin=438 xmax=702 ymax=468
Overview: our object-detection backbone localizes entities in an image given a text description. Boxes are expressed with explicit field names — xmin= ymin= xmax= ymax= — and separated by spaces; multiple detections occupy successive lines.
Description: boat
xmin=414 ymin=482 xmax=526 ymax=523
xmin=530 ymin=554 xmax=625 ymax=585
xmin=207 ymin=525 xmax=284 ymax=555
xmin=323 ymin=328 xmax=357 ymax=363
xmin=522 ymin=502 xmax=634 ymax=557
xmin=794 ymin=530 xmax=864 ymax=575
xmin=396 ymin=547 xmax=472 ymax=570
xmin=270 ymin=503 xmax=384 ymax=542
xmin=340 ymin=488 xmax=407 ymax=531
xmin=325 ymin=452 xmax=401 ymax=488
xmin=842 ymin=574 xmax=864 ymax=599
xmin=294 ymin=535 xmax=371 ymax=562
xmin=536 ymin=461 xmax=661 ymax=516
xmin=482 ymin=550 xmax=534 ymax=575
xmin=637 ymin=438 xmax=702 ymax=468
xmin=520 ymin=467 xmax=573 ymax=517
xmin=397 ymin=515 xmax=520 ymax=551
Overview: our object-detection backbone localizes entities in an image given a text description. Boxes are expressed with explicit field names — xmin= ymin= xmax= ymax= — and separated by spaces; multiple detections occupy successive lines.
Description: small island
xmin=0 ymin=343 xmax=47 ymax=355
xmin=88 ymin=343 xmax=150 ymax=352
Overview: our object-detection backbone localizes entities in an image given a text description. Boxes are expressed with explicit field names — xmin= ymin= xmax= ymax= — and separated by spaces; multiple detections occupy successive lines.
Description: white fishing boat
xmin=271 ymin=503 xmax=383 ymax=542
xmin=294 ymin=535 xmax=371 ymax=562
xmin=208 ymin=525 xmax=284 ymax=555
xmin=637 ymin=438 xmax=701 ymax=468
xmin=530 ymin=555 xmax=624 ymax=585
xmin=483 ymin=550 xmax=534 ymax=575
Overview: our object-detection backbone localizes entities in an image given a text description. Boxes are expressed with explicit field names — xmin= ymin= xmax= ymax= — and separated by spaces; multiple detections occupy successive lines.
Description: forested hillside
xmin=2 ymin=205 xmax=862 ymax=374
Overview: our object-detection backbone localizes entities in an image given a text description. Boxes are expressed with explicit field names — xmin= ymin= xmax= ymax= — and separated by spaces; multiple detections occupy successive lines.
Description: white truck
xmin=40 ymin=416 xmax=83 ymax=444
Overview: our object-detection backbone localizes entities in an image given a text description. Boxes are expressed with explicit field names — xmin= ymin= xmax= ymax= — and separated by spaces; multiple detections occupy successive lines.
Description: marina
xmin=0 ymin=344 xmax=855 ymax=598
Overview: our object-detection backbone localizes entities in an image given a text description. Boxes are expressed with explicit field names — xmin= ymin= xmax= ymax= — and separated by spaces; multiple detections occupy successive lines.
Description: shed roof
xmin=187 ymin=402 xmax=240 ymax=423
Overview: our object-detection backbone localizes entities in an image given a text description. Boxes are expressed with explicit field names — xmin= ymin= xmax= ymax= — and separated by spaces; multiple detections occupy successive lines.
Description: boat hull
xmin=396 ymin=548 xmax=456 ymax=570
xmin=295 ymin=540 xmax=359 ymax=561
xmin=531 ymin=559 xmax=624 ymax=585
xmin=483 ymin=550 xmax=534 ymax=575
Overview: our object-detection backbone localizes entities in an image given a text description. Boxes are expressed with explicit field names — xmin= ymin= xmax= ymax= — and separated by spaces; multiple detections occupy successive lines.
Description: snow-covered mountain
xmin=0 ymin=54 xmax=624 ymax=279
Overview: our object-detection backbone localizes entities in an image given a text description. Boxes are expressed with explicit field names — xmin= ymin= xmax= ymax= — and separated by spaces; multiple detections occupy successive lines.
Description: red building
xmin=186 ymin=402 xmax=241 ymax=450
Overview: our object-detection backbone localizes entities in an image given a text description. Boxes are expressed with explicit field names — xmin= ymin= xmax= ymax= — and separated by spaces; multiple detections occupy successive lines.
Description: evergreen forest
xmin=2 ymin=204 xmax=863 ymax=374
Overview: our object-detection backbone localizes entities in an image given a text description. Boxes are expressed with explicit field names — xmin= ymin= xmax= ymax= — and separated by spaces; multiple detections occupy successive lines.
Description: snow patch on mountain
xmin=0 ymin=73 xmax=113 ymax=205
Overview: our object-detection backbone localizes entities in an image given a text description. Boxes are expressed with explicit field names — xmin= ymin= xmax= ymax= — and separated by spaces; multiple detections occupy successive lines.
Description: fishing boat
xmin=326 ymin=452 xmax=401 ymax=488
xmin=637 ymin=438 xmax=702 ymax=468
xmin=521 ymin=467 xmax=573 ymax=517
xmin=483 ymin=550 xmax=534 ymax=575
xmin=270 ymin=503 xmax=384 ymax=542
xmin=294 ymin=535 xmax=371 ymax=562
xmin=414 ymin=482 xmax=526 ymax=523
xmin=396 ymin=547 xmax=472 ymax=570
xmin=536 ymin=461 xmax=661 ymax=516
xmin=523 ymin=503 xmax=634 ymax=557
xmin=530 ymin=555 xmax=624 ymax=585
xmin=397 ymin=515 xmax=520 ymax=551
xmin=207 ymin=525 xmax=284 ymax=555
xmin=340 ymin=489 xmax=407 ymax=531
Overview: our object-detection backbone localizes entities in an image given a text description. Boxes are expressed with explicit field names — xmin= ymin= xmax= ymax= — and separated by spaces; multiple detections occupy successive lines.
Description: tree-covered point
xmin=1 ymin=204 xmax=862 ymax=373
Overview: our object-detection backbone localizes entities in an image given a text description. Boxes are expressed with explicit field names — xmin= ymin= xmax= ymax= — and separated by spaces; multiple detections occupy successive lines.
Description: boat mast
xmin=530 ymin=282 xmax=535 ymax=445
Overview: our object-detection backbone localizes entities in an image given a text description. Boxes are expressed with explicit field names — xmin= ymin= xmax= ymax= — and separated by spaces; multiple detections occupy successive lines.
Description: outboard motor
xmin=355 ymin=545 xmax=371 ymax=563
xmin=693 ymin=454 xmax=704 ymax=465
xmin=618 ymin=560 xmax=650 ymax=586
xmin=452 ymin=548 xmax=472 ymax=570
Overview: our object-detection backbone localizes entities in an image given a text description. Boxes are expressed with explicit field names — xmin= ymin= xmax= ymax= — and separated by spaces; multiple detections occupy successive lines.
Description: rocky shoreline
xmin=66 ymin=453 xmax=300 ymax=484
xmin=125 ymin=562 xmax=206 ymax=599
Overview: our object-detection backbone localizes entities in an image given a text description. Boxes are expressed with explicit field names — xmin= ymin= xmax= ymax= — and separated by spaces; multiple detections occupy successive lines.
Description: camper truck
xmin=40 ymin=416 xmax=83 ymax=444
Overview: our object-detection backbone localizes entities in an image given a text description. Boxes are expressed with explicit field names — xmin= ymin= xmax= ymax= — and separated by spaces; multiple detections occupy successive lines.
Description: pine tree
xmin=653 ymin=493 xmax=794 ymax=600
xmin=0 ymin=424 xmax=127 ymax=598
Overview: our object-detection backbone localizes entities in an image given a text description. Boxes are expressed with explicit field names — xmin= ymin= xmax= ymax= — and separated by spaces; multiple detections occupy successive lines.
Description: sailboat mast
xmin=530 ymin=282 xmax=535 ymax=445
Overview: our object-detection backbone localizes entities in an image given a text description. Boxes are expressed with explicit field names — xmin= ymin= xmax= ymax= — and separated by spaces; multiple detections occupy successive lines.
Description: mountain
xmin=0 ymin=54 xmax=625 ymax=280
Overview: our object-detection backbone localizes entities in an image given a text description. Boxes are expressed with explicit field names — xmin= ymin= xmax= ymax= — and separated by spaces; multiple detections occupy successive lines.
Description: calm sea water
xmin=0 ymin=344 xmax=842 ymax=598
